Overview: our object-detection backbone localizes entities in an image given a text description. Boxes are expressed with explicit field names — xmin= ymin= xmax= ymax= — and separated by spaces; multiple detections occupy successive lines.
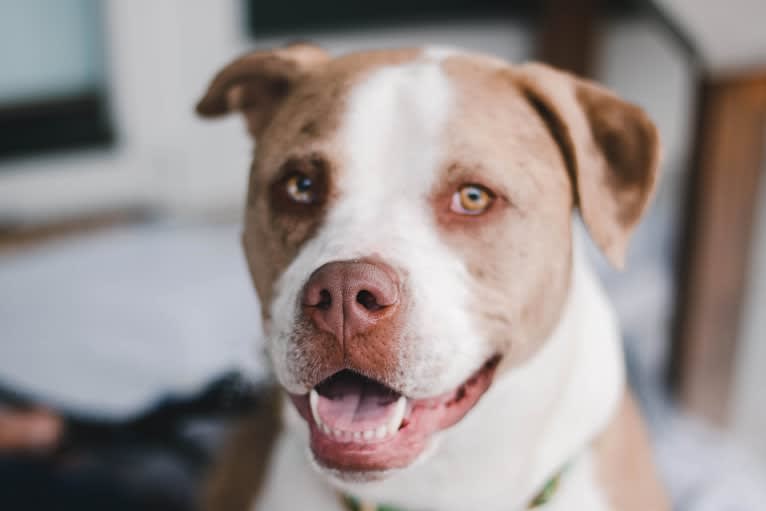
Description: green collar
xmin=341 ymin=467 xmax=565 ymax=511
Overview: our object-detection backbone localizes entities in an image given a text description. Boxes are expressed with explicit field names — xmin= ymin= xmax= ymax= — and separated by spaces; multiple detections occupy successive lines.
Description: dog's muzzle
xmin=283 ymin=259 xmax=500 ymax=473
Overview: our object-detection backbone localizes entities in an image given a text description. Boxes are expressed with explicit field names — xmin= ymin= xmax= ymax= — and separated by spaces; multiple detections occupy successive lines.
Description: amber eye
xmin=285 ymin=173 xmax=316 ymax=204
xmin=450 ymin=184 xmax=494 ymax=215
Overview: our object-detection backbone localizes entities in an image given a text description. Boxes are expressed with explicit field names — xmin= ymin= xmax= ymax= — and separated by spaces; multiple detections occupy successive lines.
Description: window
xmin=0 ymin=0 xmax=113 ymax=161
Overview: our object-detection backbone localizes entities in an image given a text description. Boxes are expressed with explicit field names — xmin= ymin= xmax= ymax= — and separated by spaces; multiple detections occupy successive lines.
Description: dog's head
xmin=197 ymin=45 xmax=659 ymax=479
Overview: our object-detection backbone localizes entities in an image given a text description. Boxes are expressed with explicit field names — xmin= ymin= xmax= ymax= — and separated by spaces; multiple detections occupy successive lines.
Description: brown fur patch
xmin=438 ymin=56 xmax=575 ymax=370
xmin=239 ymin=48 xmax=421 ymax=320
xmin=429 ymin=54 xmax=660 ymax=373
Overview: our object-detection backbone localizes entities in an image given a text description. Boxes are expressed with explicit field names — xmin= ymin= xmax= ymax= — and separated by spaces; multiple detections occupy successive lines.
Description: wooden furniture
xmin=672 ymin=71 xmax=766 ymax=424
xmin=650 ymin=0 xmax=766 ymax=425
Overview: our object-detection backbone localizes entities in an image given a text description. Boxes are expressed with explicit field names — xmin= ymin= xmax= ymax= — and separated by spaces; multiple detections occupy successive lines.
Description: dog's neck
xmin=280 ymin=244 xmax=625 ymax=511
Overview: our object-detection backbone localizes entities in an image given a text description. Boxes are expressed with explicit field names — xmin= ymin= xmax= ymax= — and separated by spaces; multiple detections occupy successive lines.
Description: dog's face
xmin=198 ymin=45 xmax=659 ymax=479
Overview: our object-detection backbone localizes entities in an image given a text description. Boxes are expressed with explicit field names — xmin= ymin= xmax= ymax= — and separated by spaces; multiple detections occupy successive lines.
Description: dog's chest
xmin=253 ymin=434 xmax=612 ymax=511
xmin=253 ymin=433 xmax=342 ymax=510
xmin=538 ymin=452 xmax=611 ymax=511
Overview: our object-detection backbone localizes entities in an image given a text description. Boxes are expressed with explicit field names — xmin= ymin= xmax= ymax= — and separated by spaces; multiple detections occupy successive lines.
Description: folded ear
xmin=517 ymin=63 xmax=661 ymax=268
xmin=196 ymin=43 xmax=330 ymax=138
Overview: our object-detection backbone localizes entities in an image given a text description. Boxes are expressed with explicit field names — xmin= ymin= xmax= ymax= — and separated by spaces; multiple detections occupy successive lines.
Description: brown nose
xmin=301 ymin=260 xmax=400 ymax=342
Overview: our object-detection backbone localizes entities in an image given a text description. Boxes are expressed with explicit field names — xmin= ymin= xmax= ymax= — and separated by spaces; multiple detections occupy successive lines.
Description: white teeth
xmin=309 ymin=390 xmax=409 ymax=444
xmin=387 ymin=396 xmax=408 ymax=435
xmin=309 ymin=389 xmax=321 ymax=426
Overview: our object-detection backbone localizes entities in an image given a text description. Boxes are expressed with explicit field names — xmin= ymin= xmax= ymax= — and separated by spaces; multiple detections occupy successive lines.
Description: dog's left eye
xmin=285 ymin=173 xmax=317 ymax=204
xmin=450 ymin=184 xmax=494 ymax=215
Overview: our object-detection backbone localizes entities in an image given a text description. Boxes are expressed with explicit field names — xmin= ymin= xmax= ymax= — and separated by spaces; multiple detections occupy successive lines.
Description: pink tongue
xmin=315 ymin=372 xmax=400 ymax=432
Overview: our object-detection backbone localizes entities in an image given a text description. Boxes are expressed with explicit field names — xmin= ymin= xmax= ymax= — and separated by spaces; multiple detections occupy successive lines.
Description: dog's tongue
xmin=315 ymin=371 xmax=401 ymax=432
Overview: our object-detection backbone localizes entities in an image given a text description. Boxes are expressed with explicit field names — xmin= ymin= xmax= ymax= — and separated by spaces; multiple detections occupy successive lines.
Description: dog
xmin=196 ymin=44 xmax=669 ymax=511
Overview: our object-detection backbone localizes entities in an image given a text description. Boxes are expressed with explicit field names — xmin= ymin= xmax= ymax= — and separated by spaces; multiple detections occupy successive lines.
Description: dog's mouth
xmin=289 ymin=355 xmax=500 ymax=474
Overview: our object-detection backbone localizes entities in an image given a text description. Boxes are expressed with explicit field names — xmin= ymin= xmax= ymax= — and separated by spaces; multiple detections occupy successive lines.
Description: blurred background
xmin=0 ymin=0 xmax=765 ymax=509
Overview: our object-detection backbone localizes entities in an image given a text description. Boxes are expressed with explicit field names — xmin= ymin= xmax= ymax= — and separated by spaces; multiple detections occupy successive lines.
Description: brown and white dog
xmin=197 ymin=44 xmax=669 ymax=511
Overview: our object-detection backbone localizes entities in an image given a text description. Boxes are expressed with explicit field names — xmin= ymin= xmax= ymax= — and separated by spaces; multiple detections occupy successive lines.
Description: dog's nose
xmin=301 ymin=260 xmax=400 ymax=342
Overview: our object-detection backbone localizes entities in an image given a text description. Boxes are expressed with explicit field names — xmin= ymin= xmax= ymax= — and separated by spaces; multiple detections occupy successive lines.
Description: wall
xmin=733 ymin=146 xmax=766 ymax=462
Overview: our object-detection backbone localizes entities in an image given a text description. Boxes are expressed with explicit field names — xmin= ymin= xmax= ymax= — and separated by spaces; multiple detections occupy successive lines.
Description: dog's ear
xmin=517 ymin=63 xmax=661 ymax=268
xmin=196 ymin=43 xmax=330 ymax=138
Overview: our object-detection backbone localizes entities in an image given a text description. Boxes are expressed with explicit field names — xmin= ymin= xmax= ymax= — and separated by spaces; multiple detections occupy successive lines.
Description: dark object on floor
xmin=0 ymin=372 xmax=268 ymax=511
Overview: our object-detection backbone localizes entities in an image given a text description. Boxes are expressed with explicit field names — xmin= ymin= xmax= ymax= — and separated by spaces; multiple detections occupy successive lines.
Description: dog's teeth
xmin=309 ymin=389 xmax=322 ymax=428
xmin=387 ymin=396 xmax=408 ymax=434
xmin=310 ymin=390 xmax=407 ymax=442
xmin=375 ymin=425 xmax=388 ymax=439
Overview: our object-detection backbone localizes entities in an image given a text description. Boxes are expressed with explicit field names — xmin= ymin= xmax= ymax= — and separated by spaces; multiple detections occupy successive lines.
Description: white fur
xmin=268 ymin=50 xmax=491 ymax=398
xmin=543 ymin=451 xmax=611 ymax=511
xmin=255 ymin=241 xmax=622 ymax=510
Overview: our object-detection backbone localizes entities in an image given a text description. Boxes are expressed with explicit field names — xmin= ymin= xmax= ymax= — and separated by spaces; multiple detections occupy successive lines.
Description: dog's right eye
xmin=285 ymin=173 xmax=317 ymax=204
xmin=270 ymin=155 xmax=328 ymax=213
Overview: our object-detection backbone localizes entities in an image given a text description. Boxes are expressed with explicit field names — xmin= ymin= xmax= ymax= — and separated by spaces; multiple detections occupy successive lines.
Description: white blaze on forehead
xmin=339 ymin=51 xmax=453 ymax=213
xmin=269 ymin=51 xmax=490 ymax=396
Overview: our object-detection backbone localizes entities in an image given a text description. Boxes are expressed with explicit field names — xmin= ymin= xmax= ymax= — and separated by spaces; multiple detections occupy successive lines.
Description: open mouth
xmin=289 ymin=355 xmax=500 ymax=473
